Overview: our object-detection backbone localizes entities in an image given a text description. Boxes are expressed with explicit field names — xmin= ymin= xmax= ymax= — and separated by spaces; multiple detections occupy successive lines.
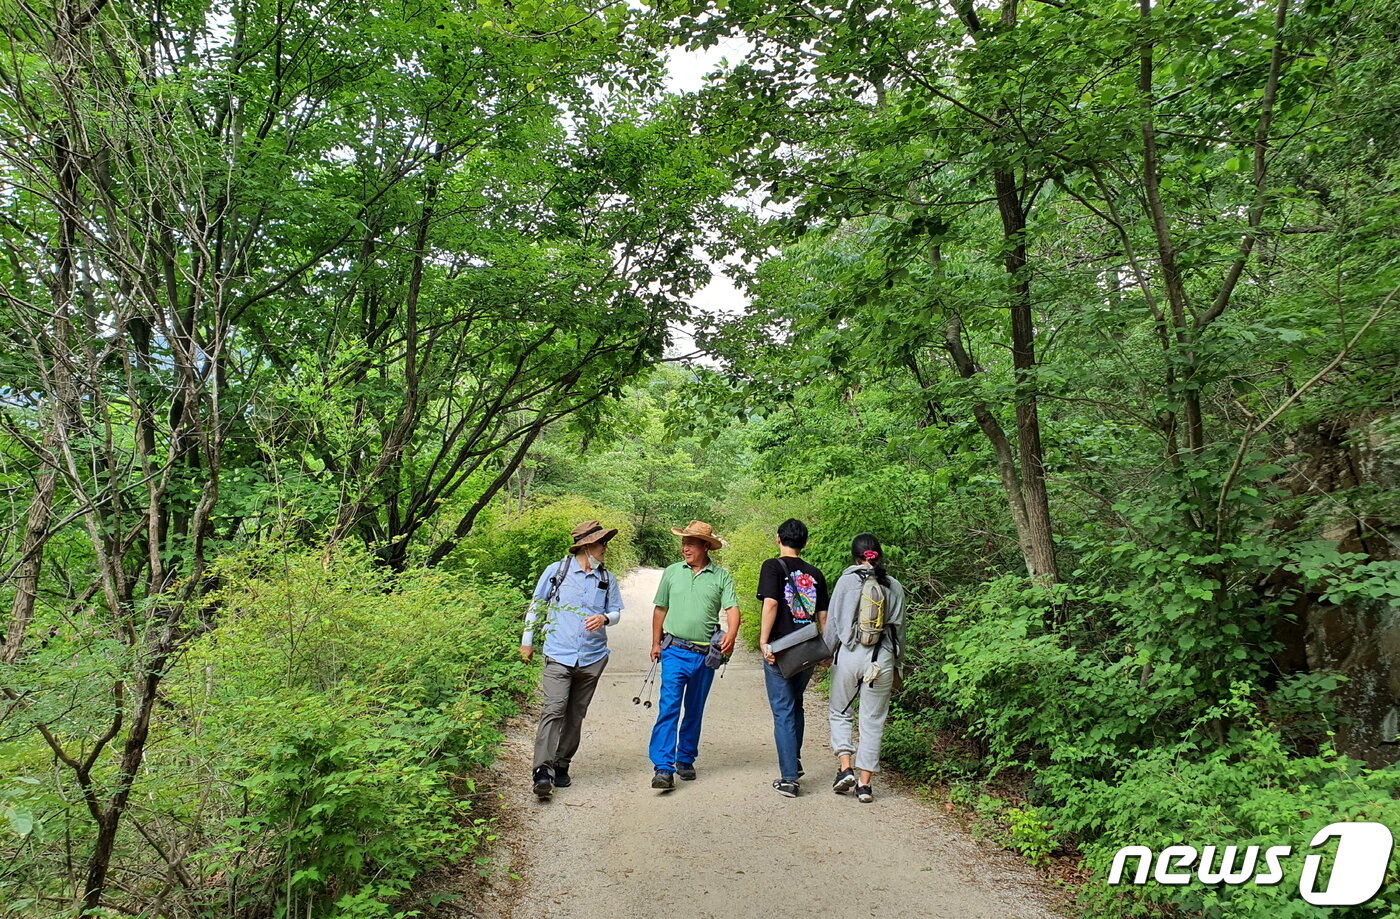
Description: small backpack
xmin=854 ymin=570 xmax=887 ymax=647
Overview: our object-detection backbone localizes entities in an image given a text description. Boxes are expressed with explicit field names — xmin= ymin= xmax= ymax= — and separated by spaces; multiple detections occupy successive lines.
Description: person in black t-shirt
xmin=757 ymin=518 xmax=830 ymax=797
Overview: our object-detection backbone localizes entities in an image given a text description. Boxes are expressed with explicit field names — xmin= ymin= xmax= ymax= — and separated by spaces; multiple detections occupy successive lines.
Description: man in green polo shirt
xmin=647 ymin=520 xmax=741 ymax=790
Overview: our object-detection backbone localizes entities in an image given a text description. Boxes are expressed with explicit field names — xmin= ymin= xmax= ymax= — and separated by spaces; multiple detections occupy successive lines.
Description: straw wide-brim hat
xmin=671 ymin=519 xmax=726 ymax=551
xmin=569 ymin=520 xmax=618 ymax=553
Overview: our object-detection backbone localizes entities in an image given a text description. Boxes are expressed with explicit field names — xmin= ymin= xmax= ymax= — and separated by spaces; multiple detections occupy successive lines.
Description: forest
xmin=1 ymin=0 xmax=1398 ymax=916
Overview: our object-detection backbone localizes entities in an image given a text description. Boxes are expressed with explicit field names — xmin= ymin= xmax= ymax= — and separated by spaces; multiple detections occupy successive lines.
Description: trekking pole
xmin=643 ymin=669 xmax=657 ymax=708
xmin=632 ymin=660 xmax=657 ymax=706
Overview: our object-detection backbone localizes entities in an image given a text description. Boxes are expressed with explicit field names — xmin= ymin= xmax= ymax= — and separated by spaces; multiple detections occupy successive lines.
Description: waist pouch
xmin=703 ymin=631 xmax=726 ymax=670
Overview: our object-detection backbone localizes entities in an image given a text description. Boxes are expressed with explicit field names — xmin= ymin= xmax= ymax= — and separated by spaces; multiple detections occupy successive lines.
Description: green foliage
xmin=181 ymin=548 xmax=532 ymax=917
xmin=450 ymin=494 xmax=637 ymax=591
xmin=1003 ymin=805 xmax=1058 ymax=869
xmin=517 ymin=366 xmax=751 ymax=567
xmin=1071 ymin=692 xmax=1400 ymax=919
xmin=882 ymin=571 xmax=1400 ymax=918
xmin=0 ymin=547 xmax=532 ymax=917
xmin=218 ymin=692 xmax=471 ymax=918
xmin=0 ymin=0 xmax=734 ymax=908
xmin=725 ymin=519 xmax=780 ymax=649
xmin=4 ymin=0 xmax=1400 ymax=913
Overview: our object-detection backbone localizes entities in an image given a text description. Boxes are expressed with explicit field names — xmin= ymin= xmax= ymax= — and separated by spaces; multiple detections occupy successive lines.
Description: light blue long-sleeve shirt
xmin=521 ymin=556 xmax=623 ymax=667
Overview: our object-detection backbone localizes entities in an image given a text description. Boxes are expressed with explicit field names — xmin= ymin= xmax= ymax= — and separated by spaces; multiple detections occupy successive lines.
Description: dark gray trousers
xmin=532 ymin=654 xmax=608 ymax=772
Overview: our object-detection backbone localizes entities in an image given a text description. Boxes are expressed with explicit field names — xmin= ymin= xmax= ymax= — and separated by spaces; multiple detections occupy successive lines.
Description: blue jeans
xmin=648 ymin=644 xmax=716 ymax=770
xmin=763 ymin=660 xmax=813 ymax=782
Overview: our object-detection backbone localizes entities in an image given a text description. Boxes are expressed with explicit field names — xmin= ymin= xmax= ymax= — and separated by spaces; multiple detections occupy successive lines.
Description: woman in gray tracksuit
xmin=824 ymin=532 xmax=905 ymax=803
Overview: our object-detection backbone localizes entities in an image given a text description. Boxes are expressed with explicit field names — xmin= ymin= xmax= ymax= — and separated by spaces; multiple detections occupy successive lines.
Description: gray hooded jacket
xmin=822 ymin=564 xmax=906 ymax=658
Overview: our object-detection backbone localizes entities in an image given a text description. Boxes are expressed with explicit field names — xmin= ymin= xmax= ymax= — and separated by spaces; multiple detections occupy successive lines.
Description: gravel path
xmin=467 ymin=566 xmax=1061 ymax=919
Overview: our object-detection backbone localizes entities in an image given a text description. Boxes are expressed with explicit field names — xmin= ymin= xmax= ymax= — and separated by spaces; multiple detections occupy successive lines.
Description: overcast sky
xmin=661 ymin=37 xmax=754 ymax=363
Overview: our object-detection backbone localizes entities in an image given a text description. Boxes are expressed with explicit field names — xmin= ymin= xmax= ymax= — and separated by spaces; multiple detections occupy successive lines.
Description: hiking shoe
xmin=651 ymin=769 xmax=675 ymax=790
xmin=773 ymin=779 xmax=799 ymax=798
xmin=532 ymin=766 xmax=553 ymax=798
xmin=833 ymin=768 xmax=857 ymax=795
xmin=675 ymin=762 xmax=697 ymax=781
xmin=856 ymin=784 xmax=873 ymax=803
xmin=552 ymin=765 xmax=571 ymax=788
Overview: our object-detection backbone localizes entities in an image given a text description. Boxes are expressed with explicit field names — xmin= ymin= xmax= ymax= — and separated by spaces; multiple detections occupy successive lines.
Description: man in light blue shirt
xmin=520 ymin=520 xmax=624 ymax=798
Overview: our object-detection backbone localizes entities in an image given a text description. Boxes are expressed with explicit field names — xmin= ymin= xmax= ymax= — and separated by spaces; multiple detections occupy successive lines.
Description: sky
xmin=661 ymin=38 xmax=755 ymax=363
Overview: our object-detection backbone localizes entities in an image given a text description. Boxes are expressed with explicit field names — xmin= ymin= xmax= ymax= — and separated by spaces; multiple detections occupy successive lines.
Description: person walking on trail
xmin=647 ymin=519 xmax=740 ymax=791
xmin=825 ymin=532 xmax=906 ymax=804
xmin=520 ymin=520 xmax=624 ymax=799
xmin=758 ymin=518 xmax=829 ymax=798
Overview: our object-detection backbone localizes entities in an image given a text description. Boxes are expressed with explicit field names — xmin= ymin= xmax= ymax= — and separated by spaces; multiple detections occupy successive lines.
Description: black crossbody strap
xmin=778 ymin=557 xmax=808 ymax=616
xmin=839 ymin=622 xmax=886 ymax=716
xmin=779 ymin=558 xmax=794 ymax=608
xmin=546 ymin=556 xmax=571 ymax=605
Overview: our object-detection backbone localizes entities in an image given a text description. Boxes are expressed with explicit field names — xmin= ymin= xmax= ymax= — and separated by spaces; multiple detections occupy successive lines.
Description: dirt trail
xmin=470 ymin=566 xmax=1060 ymax=919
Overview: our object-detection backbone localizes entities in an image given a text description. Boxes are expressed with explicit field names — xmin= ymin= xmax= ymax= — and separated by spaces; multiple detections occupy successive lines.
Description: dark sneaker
xmin=797 ymin=759 xmax=805 ymax=779
xmin=552 ymin=765 xmax=571 ymax=788
xmin=773 ymin=779 xmax=799 ymax=798
xmin=856 ymin=784 xmax=873 ymax=803
xmin=651 ymin=769 xmax=675 ymax=790
xmin=675 ymin=762 xmax=697 ymax=781
xmin=833 ymin=768 xmax=857 ymax=795
xmin=532 ymin=766 xmax=553 ymax=798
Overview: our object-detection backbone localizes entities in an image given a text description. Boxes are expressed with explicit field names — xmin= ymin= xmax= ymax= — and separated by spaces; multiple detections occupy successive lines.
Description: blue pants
xmin=763 ymin=660 xmax=813 ymax=782
xmin=648 ymin=644 xmax=716 ymax=770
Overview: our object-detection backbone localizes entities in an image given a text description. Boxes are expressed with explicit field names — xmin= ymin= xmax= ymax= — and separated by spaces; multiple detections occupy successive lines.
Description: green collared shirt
xmin=653 ymin=560 xmax=739 ymax=643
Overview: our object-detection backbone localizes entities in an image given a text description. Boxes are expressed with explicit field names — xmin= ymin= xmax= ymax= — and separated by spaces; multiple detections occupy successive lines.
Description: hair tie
xmin=862 ymin=550 xmax=879 ymax=561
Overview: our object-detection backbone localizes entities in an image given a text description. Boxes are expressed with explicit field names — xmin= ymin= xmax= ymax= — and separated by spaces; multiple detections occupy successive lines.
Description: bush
xmin=1070 ymin=694 xmax=1400 ymax=919
xmin=634 ymin=519 xmax=679 ymax=567
xmin=151 ymin=547 xmax=534 ymax=919
xmin=449 ymin=495 xmax=637 ymax=591
xmin=724 ymin=519 xmax=779 ymax=649
xmin=880 ymin=571 xmax=1400 ymax=919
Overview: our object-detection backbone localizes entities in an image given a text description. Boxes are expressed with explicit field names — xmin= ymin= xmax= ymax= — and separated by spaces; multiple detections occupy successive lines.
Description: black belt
xmin=663 ymin=633 xmax=709 ymax=655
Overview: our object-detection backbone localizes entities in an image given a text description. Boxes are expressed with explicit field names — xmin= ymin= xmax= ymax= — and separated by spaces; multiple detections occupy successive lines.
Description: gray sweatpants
xmin=532 ymin=655 xmax=608 ymax=772
xmin=828 ymin=645 xmax=897 ymax=774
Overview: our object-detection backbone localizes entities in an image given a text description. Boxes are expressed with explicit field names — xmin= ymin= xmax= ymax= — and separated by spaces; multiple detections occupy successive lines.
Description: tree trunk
xmin=943 ymin=314 xmax=1052 ymax=580
xmin=3 ymin=427 xmax=61 ymax=664
xmin=80 ymin=636 xmax=174 ymax=914
xmin=994 ymin=169 xmax=1058 ymax=583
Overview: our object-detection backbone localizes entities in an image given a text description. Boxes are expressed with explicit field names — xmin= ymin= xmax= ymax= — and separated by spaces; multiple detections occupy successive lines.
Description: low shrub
xmin=1071 ymin=696 xmax=1400 ymax=918
xmin=723 ymin=519 xmax=779 ymax=649
xmin=449 ymin=494 xmax=637 ymax=591
xmin=153 ymin=547 xmax=534 ymax=918
xmin=884 ymin=572 xmax=1400 ymax=919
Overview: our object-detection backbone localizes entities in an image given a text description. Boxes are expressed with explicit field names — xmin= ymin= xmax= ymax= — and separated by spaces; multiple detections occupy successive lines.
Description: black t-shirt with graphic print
xmin=757 ymin=557 xmax=830 ymax=644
